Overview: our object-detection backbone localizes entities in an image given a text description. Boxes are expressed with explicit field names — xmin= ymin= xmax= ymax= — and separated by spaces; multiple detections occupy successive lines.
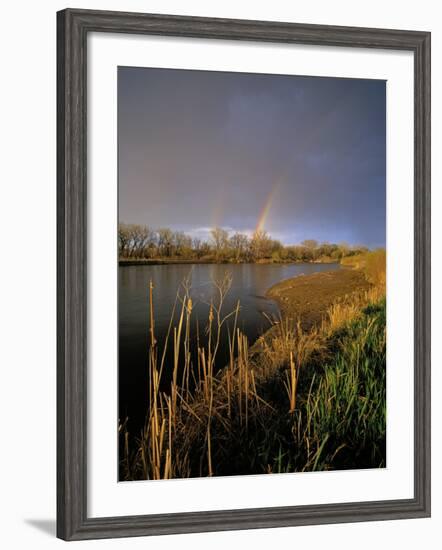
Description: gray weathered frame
xmin=57 ymin=8 xmax=431 ymax=541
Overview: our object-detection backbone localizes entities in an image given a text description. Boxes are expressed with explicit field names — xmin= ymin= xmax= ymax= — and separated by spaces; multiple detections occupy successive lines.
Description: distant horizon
xmin=118 ymin=221 xmax=383 ymax=250
xmin=118 ymin=67 xmax=386 ymax=249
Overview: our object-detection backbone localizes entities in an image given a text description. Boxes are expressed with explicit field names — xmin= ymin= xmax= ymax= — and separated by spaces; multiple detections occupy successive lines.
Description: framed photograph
xmin=57 ymin=8 xmax=431 ymax=541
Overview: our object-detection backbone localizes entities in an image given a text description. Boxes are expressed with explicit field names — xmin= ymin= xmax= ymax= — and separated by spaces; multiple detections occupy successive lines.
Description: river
xmin=119 ymin=262 xmax=340 ymax=432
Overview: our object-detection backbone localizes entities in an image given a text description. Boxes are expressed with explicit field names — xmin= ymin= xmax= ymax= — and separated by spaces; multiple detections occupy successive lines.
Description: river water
xmin=119 ymin=262 xmax=340 ymax=431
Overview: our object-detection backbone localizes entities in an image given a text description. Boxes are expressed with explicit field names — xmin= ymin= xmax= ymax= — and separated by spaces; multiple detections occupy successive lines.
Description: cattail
xmin=148 ymin=279 xmax=156 ymax=348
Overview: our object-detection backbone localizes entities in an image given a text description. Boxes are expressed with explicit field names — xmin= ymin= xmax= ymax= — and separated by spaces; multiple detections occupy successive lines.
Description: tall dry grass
xmin=341 ymin=249 xmax=386 ymax=288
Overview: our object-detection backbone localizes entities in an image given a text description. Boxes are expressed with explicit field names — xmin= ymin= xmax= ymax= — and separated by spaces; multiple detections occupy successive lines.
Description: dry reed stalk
xmin=206 ymin=369 xmax=214 ymax=476
xmin=250 ymin=369 xmax=261 ymax=414
xmin=172 ymin=297 xmax=187 ymax=422
xmin=208 ymin=303 xmax=213 ymax=366
xmin=284 ymin=350 xmax=297 ymax=413
xmin=241 ymin=334 xmax=250 ymax=430
xmin=226 ymin=361 xmax=231 ymax=419
xmin=158 ymin=292 xmax=178 ymax=381
xmin=237 ymin=329 xmax=243 ymax=422
xmin=207 ymin=422 xmax=213 ymax=476
xmin=202 ymin=347 xmax=210 ymax=404
xmin=149 ymin=280 xmax=156 ymax=348
xmin=163 ymin=449 xmax=171 ymax=479
xmin=144 ymin=281 xmax=174 ymax=479
xmin=181 ymin=297 xmax=193 ymax=397
xmin=167 ymin=396 xmax=172 ymax=475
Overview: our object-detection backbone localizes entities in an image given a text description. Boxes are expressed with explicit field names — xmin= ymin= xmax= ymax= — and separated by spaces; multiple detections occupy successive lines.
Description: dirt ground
xmin=266 ymin=268 xmax=371 ymax=330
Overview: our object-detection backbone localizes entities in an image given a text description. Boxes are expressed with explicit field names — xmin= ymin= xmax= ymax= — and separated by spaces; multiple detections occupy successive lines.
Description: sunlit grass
xmin=341 ymin=249 xmax=386 ymax=288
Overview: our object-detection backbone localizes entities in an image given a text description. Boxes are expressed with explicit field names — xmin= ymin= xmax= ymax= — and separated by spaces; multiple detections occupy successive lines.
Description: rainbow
xmin=208 ymin=180 xmax=280 ymax=236
xmin=210 ymin=190 xmax=225 ymax=229
xmin=255 ymin=183 xmax=279 ymax=234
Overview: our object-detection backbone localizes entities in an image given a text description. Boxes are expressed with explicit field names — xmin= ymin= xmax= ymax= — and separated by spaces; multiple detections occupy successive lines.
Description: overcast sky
xmin=118 ymin=67 xmax=386 ymax=247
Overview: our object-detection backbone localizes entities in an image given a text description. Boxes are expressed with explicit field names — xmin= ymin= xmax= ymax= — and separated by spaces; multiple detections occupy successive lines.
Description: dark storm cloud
xmin=118 ymin=67 xmax=386 ymax=247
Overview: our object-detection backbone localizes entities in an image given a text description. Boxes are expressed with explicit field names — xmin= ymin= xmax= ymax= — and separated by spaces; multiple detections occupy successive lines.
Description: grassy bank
xmin=120 ymin=252 xmax=386 ymax=480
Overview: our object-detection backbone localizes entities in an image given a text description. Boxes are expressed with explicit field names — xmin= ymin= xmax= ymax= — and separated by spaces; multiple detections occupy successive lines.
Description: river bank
xmin=266 ymin=268 xmax=371 ymax=330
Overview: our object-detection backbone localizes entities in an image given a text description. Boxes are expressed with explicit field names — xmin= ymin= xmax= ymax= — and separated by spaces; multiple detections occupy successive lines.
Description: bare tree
xmin=229 ymin=232 xmax=250 ymax=262
xmin=118 ymin=224 xmax=155 ymax=258
xmin=250 ymin=230 xmax=273 ymax=260
xmin=173 ymin=231 xmax=193 ymax=257
xmin=118 ymin=223 xmax=131 ymax=258
xmin=192 ymin=238 xmax=203 ymax=259
xmin=143 ymin=227 xmax=158 ymax=258
xmin=301 ymin=239 xmax=318 ymax=250
xmin=157 ymin=228 xmax=174 ymax=257
xmin=210 ymin=227 xmax=230 ymax=260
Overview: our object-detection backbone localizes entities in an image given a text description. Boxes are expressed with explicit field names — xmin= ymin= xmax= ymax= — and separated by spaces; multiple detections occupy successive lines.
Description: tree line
xmin=118 ymin=223 xmax=368 ymax=263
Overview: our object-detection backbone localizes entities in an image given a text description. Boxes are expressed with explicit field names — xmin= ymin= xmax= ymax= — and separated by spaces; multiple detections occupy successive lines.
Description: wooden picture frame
xmin=57 ymin=8 xmax=431 ymax=541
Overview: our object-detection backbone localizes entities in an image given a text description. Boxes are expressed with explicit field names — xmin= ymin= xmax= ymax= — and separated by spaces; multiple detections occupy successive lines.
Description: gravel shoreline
xmin=266 ymin=268 xmax=371 ymax=331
